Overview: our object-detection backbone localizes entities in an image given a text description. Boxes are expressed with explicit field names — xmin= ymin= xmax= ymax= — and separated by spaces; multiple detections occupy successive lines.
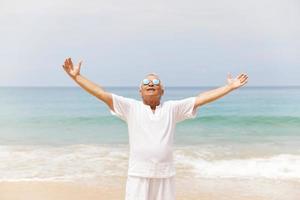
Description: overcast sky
xmin=1 ymin=0 xmax=299 ymax=87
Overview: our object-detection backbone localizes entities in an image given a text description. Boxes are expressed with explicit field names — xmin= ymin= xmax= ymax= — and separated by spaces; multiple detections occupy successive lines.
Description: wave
xmin=176 ymin=153 xmax=300 ymax=180
xmin=0 ymin=145 xmax=299 ymax=182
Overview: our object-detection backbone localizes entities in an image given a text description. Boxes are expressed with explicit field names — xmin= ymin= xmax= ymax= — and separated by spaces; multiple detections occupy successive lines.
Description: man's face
xmin=139 ymin=75 xmax=164 ymax=99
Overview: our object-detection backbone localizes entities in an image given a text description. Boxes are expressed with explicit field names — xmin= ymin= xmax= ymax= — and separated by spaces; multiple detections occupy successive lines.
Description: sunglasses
xmin=142 ymin=78 xmax=160 ymax=86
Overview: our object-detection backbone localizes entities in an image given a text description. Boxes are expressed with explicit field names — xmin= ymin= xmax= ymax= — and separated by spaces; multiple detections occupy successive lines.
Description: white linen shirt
xmin=110 ymin=93 xmax=198 ymax=178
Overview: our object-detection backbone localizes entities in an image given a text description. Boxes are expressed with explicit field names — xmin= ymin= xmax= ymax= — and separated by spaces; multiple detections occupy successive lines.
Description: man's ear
xmin=161 ymin=89 xmax=164 ymax=96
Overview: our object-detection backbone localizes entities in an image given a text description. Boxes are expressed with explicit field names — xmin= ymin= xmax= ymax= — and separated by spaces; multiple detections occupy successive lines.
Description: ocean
xmin=0 ymin=86 xmax=300 ymax=184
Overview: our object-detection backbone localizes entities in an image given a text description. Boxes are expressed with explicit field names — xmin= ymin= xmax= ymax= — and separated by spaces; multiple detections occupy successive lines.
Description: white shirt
xmin=110 ymin=93 xmax=198 ymax=178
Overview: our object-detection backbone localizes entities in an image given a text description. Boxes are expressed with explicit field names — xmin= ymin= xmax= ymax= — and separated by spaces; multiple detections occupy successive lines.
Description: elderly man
xmin=62 ymin=58 xmax=248 ymax=200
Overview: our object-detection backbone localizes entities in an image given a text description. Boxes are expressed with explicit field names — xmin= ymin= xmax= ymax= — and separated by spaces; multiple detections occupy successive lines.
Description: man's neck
xmin=143 ymin=98 xmax=160 ymax=110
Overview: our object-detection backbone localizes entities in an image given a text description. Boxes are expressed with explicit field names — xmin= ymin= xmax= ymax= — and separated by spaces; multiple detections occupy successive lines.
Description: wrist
xmin=71 ymin=74 xmax=81 ymax=81
xmin=226 ymin=84 xmax=235 ymax=91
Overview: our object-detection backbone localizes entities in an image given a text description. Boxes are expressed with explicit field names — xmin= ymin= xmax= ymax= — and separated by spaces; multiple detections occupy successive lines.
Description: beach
xmin=1 ymin=86 xmax=300 ymax=200
xmin=0 ymin=180 xmax=124 ymax=200
xmin=1 ymin=144 xmax=300 ymax=200
xmin=1 ymin=177 xmax=300 ymax=200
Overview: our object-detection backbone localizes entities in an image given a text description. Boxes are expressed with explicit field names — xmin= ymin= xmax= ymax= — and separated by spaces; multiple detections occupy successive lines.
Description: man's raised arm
xmin=194 ymin=73 xmax=248 ymax=109
xmin=62 ymin=57 xmax=114 ymax=111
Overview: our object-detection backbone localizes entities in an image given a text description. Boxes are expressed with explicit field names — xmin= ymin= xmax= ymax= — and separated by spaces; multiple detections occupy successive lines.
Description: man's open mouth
xmin=147 ymin=88 xmax=155 ymax=91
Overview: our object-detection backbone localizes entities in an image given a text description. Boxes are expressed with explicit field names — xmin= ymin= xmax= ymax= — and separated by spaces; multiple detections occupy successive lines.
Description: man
xmin=62 ymin=57 xmax=248 ymax=200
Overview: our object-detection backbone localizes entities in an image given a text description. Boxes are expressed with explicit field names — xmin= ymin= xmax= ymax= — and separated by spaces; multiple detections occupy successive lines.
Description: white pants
xmin=125 ymin=175 xmax=176 ymax=200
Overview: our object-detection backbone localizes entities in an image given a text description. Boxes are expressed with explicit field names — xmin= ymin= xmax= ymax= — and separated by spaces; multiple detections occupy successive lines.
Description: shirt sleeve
xmin=110 ymin=93 xmax=134 ymax=122
xmin=171 ymin=97 xmax=198 ymax=123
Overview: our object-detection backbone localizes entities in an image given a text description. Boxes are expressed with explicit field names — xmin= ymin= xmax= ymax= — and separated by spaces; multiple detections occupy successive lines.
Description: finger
xmin=241 ymin=77 xmax=248 ymax=84
xmin=241 ymin=80 xmax=248 ymax=86
xmin=65 ymin=59 xmax=70 ymax=69
xmin=240 ymin=75 xmax=247 ymax=81
xmin=241 ymin=75 xmax=249 ymax=82
xmin=64 ymin=60 xmax=70 ymax=71
xmin=78 ymin=60 xmax=83 ymax=71
xmin=239 ymin=74 xmax=248 ymax=82
xmin=68 ymin=58 xmax=74 ymax=70
xmin=227 ymin=73 xmax=232 ymax=79
xmin=237 ymin=73 xmax=244 ymax=79
xmin=62 ymin=65 xmax=70 ymax=73
xmin=66 ymin=57 xmax=72 ymax=70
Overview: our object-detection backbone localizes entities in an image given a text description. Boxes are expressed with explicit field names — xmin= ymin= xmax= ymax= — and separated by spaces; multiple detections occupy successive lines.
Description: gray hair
xmin=139 ymin=73 xmax=164 ymax=90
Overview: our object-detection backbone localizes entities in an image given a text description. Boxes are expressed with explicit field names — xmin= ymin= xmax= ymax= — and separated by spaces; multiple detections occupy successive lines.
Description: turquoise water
xmin=1 ymin=86 xmax=299 ymax=145
xmin=1 ymin=86 xmax=300 ymax=182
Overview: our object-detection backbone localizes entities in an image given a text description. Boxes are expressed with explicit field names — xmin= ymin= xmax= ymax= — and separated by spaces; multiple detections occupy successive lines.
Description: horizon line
xmin=1 ymin=85 xmax=300 ymax=88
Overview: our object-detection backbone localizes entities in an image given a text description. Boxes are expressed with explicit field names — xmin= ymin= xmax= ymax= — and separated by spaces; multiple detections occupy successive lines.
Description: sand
xmin=0 ymin=181 xmax=123 ymax=200
xmin=1 ymin=178 xmax=300 ymax=200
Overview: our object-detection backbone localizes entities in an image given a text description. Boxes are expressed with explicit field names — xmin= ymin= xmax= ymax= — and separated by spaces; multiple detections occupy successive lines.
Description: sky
xmin=0 ymin=0 xmax=299 ymax=87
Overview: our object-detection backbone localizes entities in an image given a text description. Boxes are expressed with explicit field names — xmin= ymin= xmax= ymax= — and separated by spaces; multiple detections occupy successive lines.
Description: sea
xmin=0 ymin=86 xmax=300 ymax=184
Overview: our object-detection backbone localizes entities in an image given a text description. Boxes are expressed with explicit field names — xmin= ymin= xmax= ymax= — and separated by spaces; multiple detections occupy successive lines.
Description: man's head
xmin=139 ymin=73 xmax=164 ymax=103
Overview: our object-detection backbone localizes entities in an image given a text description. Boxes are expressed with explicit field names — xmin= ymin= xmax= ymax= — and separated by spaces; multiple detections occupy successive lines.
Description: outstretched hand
xmin=227 ymin=73 xmax=248 ymax=90
xmin=62 ymin=57 xmax=82 ymax=79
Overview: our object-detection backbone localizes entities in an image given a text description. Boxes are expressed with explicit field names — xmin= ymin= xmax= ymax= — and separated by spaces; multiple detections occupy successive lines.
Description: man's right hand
xmin=62 ymin=57 xmax=82 ymax=79
xmin=61 ymin=57 xmax=114 ymax=111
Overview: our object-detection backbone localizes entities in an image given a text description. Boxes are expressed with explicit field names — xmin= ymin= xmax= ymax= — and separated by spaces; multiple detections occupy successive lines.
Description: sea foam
xmin=0 ymin=145 xmax=299 ymax=182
